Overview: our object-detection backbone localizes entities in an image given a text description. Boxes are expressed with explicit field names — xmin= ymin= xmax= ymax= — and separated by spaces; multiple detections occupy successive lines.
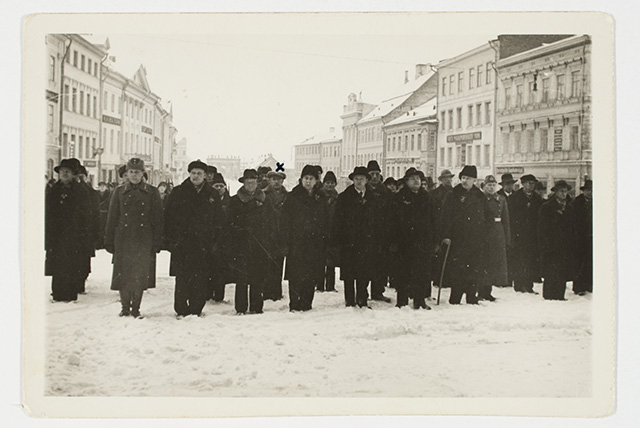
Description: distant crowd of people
xmin=45 ymin=157 xmax=593 ymax=319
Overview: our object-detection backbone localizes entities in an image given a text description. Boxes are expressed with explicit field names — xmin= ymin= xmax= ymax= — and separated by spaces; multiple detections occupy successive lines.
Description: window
xmin=571 ymin=71 xmax=581 ymax=97
xmin=62 ymin=133 xmax=68 ymax=157
xmin=476 ymin=103 xmax=482 ymax=125
xmin=119 ymin=96 xmax=122 ymax=114
xmin=456 ymin=108 xmax=462 ymax=129
xmin=78 ymin=136 xmax=84 ymax=158
xmin=417 ymin=133 xmax=422 ymax=150
xmin=69 ymin=134 xmax=75 ymax=157
xmin=392 ymin=137 xmax=396 ymax=152
xmin=111 ymin=94 xmax=115 ymax=112
xmin=477 ymin=65 xmax=483 ymax=87
xmin=469 ymin=68 xmax=475 ymax=89
xmin=458 ymin=72 xmax=464 ymax=93
xmin=94 ymin=63 xmax=98 ymax=76
xmin=102 ymin=128 xmax=106 ymax=147
xmin=73 ymin=51 xmax=78 ymax=67
xmin=125 ymin=133 xmax=129 ymax=153
xmin=528 ymin=81 xmax=535 ymax=104
xmin=557 ymin=74 xmax=565 ymax=100
xmin=527 ymin=130 xmax=535 ymax=153
xmin=86 ymin=93 xmax=91 ymax=117
xmin=486 ymin=62 xmax=492 ymax=84
xmin=87 ymin=59 xmax=92 ymax=75
xmin=467 ymin=105 xmax=473 ymax=128
xmin=540 ymin=128 xmax=549 ymax=152
xmin=515 ymin=132 xmax=524 ymax=153
xmin=72 ymin=88 xmax=77 ymax=112
xmin=404 ymin=135 xmax=408 ymax=151
xmin=504 ymin=87 xmax=512 ymax=109
xmin=516 ymin=84 xmax=524 ymax=107
xmin=110 ymin=129 xmax=114 ymax=153
xmin=93 ymin=96 xmax=97 ymax=118
xmin=47 ymin=105 xmax=54 ymax=131
xmin=64 ymin=84 xmax=70 ymax=110
xmin=126 ymin=99 xmax=129 ymax=115
xmin=81 ymin=54 xmax=85 ymax=71
xmin=387 ymin=137 xmax=391 ymax=152
xmin=440 ymin=147 xmax=445 ymax=166
xmin=79 ymin=90 xmax=84 ymax=115
xmin=104 ymin=91 xmax=108 ymax=109
xmin=570 ymin=125 xmax=580 ymax=150
xmin=441 ymin=112 xmax=446 ymax=131
xmin=485 ymin=102 xmax=491 ymax=124
xmin=411 ymin=135 xmax=415 ymax=151
xmin=542 ymin=78 xmax=550 ymax=103
xmin=448 ymin=110 xmax=453 ymax=130
xmin=475 ymin=145 xmax=481 ymax=167
xmin=442 ymin=77 xmax=447 ymax=96
xmin=447 ymin=147 xmax=453 ymax=167
xmin=48 ymin=56 xmax=55 ymax=81
xmin=503 ymin=133 xmax=510 ymax=154
xmin=484 ymin=144 xmax=490 ymax=167
xmin=449 ymin=75 xmax=454 ymax=95
xmin=456 ymin=146 xmax=462 ymax=167
xmin=87 ymin=138 xmax=91 ymax=159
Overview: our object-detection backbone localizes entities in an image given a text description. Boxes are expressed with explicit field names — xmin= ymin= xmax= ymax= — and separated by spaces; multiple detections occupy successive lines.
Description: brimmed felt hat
xmin=500 ymin=173 xmax=515 ymax=185
xmin=239 ymin=169 xmax=259 ymax=182
xmin=367 ymin=160 xmax=381 ymax=172
xmin=188 ymin=159 xmax=207 ymax=172
xmin=206 ymin=165 xmax=218 ymax=174
xmin=54 ymin=158 xmax=80 ymax=174
xmin=551 ymin=180 xmax=571 ymax=192
xmin=211 ymin=173 xmax=226 ymax=185
xmin=520 ymin=174 xmax=538 ymax=183
xmin=78 ymin=165 xmax=88 ymax=176
xmin=314 ymin=165 xmax=323 ymax=175
xmin=459 ymin=165 xmax=478 ymax=179
xmin=348 ymin=166 xmax=371 ymax=181
xmin=257 ymin=166 xmax=272 ymax=175
xmin=300 ymin=164 xmax=320 ymax=180
xmin=402 ymin=167 xmax=422 ymax=180
xmin=118 ymin=164 xmax=127 ymax=178
xmin=383 ymin=177 xmax=397 ymax=186
xmin=534 ymin=181 xmax=546 ymax=191
xmin=127 ymin=158 xmax=145 ymax=172
xmin=580 ymin=179 xmax=592 ymax=191
xmin=438 ymin=169 xmax=454 ymax=180
xmin=323 ymin=171 xmax=337 ymax=183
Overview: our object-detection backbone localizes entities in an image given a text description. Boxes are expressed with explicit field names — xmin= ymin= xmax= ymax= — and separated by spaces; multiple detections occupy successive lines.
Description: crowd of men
xmin=45 ymin=157 xmax=593 ymax=318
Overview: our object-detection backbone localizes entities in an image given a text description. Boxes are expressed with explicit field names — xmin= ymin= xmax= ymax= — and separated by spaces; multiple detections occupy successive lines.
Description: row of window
xmin=442 ymin=62 xmax=494 ymax=97
xmin=65 ymin=49 xmax=99 ymax=77
xmin=323 ymin=146 xmax=340 ymax=158
xmin=386 ymin=131 xmax=437 ymax=153
xmin=500 ymin=125 xmax=580 ymax=154
xmin=100 ymin=127 xmax=154 ymax=157
xmin=342 ymin=152 xmax=383 ymax=173
xmin=62 ymin=83 xmax=99 ymax=119
xmin=359 ymin=126 xmax=381 ymax=143
xmin=440 ymin=102 xmax=492 ymax=131
xmin=60 ymin=131 xmax=98 ymax=160
xmin=103 ymin=92 xmax=155 ymax=125
xmin=503 ymin=70 xmax=582 ymax=109
xmin=386 ymin=165 xmax=419 ymax=180
xmin=439 ymin=144 xmax=492 ymax=169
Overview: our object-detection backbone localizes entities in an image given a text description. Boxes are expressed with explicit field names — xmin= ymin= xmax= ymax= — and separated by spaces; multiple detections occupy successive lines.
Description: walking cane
xmin=436 ymin=241 xmax=451 ymax=306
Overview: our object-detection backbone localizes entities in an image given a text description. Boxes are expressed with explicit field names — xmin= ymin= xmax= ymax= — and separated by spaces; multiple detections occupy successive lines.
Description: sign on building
xmin=447 ymin=132 xmax=482 ymax=144
xmin=496 ymin=166 xmax=525 ymax=174
xmin=553 ymin=127 xmax=563 ymax=152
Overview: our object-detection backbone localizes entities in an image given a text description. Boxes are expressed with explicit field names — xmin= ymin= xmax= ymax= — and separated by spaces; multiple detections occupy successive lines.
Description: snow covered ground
xmin=45 ymin=250 xmax=592 ymax=397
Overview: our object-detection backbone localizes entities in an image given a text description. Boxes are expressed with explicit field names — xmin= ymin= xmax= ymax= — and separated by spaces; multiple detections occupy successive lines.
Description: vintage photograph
xmin=23 ymin=12 xmax=615 ymax=418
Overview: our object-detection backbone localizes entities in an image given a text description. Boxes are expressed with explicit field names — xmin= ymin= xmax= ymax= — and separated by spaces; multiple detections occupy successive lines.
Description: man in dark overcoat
xmin=497 ymin=173 xmax=516 ymax=199
xmin=387 ymin=167 xmax=437 ymax=309
xmin=479 ymin=175 xmax=511 ymax=301
xmin=45 ymin=158 xmax=92 ymax=302
xmin=165 ymin=160 xmax=224 ymax=318
xmin=210 ymin=173 xmax=233 ymax=302
xmin=104 ymin=158 xmax=164 ymax=318
xmin=440 ymin=165 xmax=485 ymax=305
xmin=538 ymin=180 xmax=578 ymax=300
xmin=366 ymin=160 xmax=392 ymax=302
xmin=97 ymin=181 xmax=111 ymax=249
xmin=282 ymin=165 xmax=329 ymax=311
xmin=508 ymin=174 xmax=544 ymax=293
xmin=264 ymin=170 xmax=288 ymax=301
xmin=319 ymin=171 xmax=339 ymax=292
xmin=333 ymin=166 xmax=385 ymax=308
xmin=571 ymin=179 xmax=593 ymax=295
xmin=429 ymin=169 xmax=454 ymax=288
xmin=77 ymin=165 xmax=101 ymax=294
xmin=228 ymin=169 xmax=276 ymax=314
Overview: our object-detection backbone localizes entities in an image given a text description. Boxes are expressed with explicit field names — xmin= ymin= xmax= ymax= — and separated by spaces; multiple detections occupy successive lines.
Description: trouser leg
xmin=131 ymin=290 xmax=143 ymax=314
xmin=189 ymin=274 xmax=208 ymax=316
xmin=235 ymin=281 xmax=249 ymax=313
xmin=288 ymin=281 xmax=301 ymax=311
xmin=356 ymin=279 xmax=369 ymax=307
xmin=344 ymin=279 xmax=356 ymax=306
xmin=249 ymin=279 xmax=264 ymax=313
xmin=51 ymin=275 xmax=67 ymax=301
xmin=174 ymin=276 xmax=189 ymax=316
xmin=412 ymin=279 xmax=426 ymax=309
xmin=325 ymin=264 xmax=336 ymax=291
xmin=300 ymin=280 xmax=315 ymax=311
xmin=213 ymin=275 xmax=226 ymax=302
xmin=543 ymin=277 xmax=566 ymax=300
xmin=465 ymin=283 xmax=478 ymax=304
xmin=449 ymin=281 xmax=463 ymax=304
xmin=119 ymin=290 xmax=131 ymax=313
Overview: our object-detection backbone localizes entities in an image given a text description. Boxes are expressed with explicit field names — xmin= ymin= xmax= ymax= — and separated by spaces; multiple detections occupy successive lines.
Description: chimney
xmin=415 ymin=63 xmax=430 ymax=80
xmin=404 ymin=70 xmax=409 ymax=84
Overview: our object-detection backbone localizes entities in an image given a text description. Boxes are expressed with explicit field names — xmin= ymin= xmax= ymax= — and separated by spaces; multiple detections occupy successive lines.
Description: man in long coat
xmin=282 ymin=165 xmax=329 ymax=311
xmin=77 ymin=165 xmax=100 ymax=294
xmin=228 ymin=169 xmax=276 ymax=314
xmin=104 ymin=158 xmax=164 ymax=318
xmin=333 ymin=166 xmax=385 ymax=308
xmin=165 ymin=160 xmax=223 ymax=318
xmin=479 ymin=175 xmax=511 ymax=301
xmin=210 ymin=173 xmax=233 ymax=302
xmin=429 ymin=169 xmax=454 ymax=288
xmin=387 ymin=167 xmax=437 ymax=309
xmin=440 ymin=165 xmax=485 ymax=305
xmin=571 ymin=179 xmax=593 ymax=295
xmin=319 ymin=171 xmax=339 ymax=292
xmin=264 ymin=171 xmax=288 ymax=301
xmin=366 ymin=160 xmax=392 ymax=302
xmin=45 ymin=158 xmax=92 ymax=302
xmin=508 ymin=174 xmax=544 ymax=293
xmin=538 ymin=180 xmax=578 ymax=300
xmin=97 ymin=181 xmax=111 ymax=249
xmin=497 ymin=173 xmax=516 ymax=199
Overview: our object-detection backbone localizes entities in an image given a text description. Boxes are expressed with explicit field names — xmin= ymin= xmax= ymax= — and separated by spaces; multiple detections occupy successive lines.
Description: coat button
xmin=140 ymin=224 xmax=144 ymax=226
xmin=125 ymin=224 xmax=128 ymax=227
xmin=141 ymin=213 xmax=144 ymax=216
xmin=125 ymin=213 xmax=128 ymax=216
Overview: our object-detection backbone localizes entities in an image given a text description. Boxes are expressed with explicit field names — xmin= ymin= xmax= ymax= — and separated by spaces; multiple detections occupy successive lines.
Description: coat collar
xmin=123 ymin=182 xmax=149 ymax=193
xmin=237 ymin=185 xmax=266 ymax=203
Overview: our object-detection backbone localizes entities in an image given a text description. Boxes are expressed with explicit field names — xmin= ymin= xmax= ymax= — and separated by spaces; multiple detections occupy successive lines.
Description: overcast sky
xmin=86 ymin=30 xmax=495 ymax=167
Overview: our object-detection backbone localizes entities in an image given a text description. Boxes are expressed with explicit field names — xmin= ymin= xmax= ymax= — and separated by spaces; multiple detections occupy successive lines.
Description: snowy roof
xmin=358 ymin=71 xmax=435 ymax=124
xmin=298 ymin=128 xmax=342 ymax=146
xmin=384 ymin=97 xmax=438 ymax=127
